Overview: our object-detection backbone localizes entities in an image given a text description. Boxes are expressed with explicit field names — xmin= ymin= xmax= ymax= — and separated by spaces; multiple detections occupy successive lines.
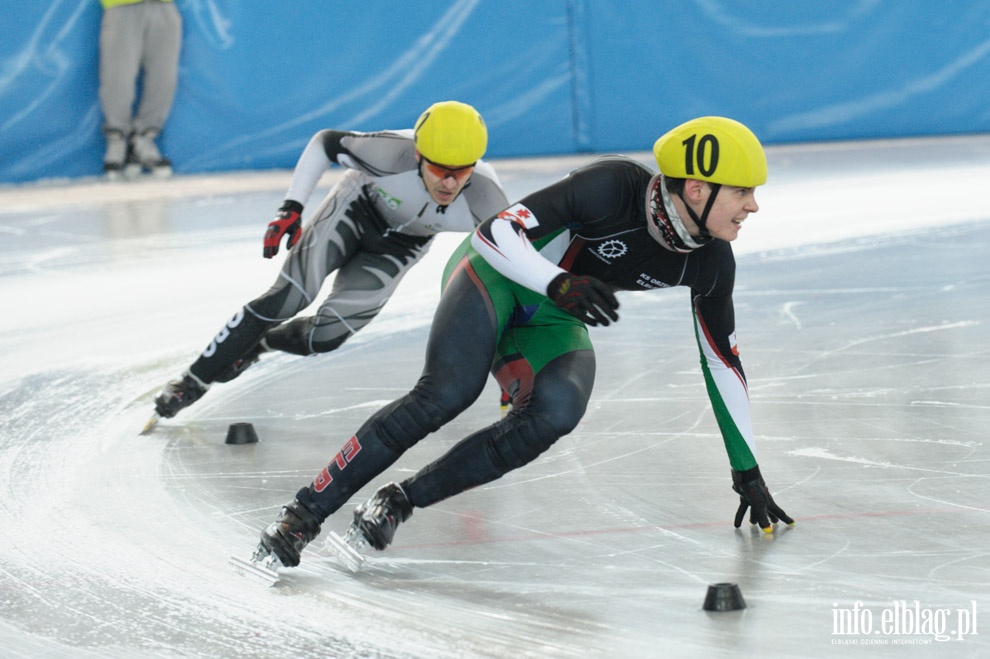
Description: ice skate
xmin=322 ymin=527 xmax=370 ymax=572
xmin=350 ymin=483 xmax=415 ymax=552
xmin=151 ymin=373 xmax=208 ymax=421
xmin=231 ymin=500 xmax=322 ymax=585
xmin=353 ymin=482 xmax=413 ymax=550
xmin=139 ymin=414 xmax=160 ymax=435
xmin=323 ymin=484 xmax=411 ymax=571
xmin=103 ymin=130 xmax=128 ymax=181
xmin=228 ymin=543 xmax=283 ymax=586
xmin=142 ymin=372 xmax=206 ymax=434
xmin=258 ymin=499 xmax=323 ymax=568
xmin=129 ymin=128 xmax=172 ymax=178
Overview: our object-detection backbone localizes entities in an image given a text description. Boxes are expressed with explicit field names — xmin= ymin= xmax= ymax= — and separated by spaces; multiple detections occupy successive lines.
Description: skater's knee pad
xmin=489 ymin=413 xmax=561 ymax=473
xmin=264 ymin=317 xmax=312 ymax=356
xmin=526 ymin=391 xmax=586 ymax=437
xmin=488 ymin=384 xmax=586 ymax=473
xmin=264 ymin=317 xmax=353 ymax=356
xmin=523 ymin=356 xmax=592 ymax=436
xmin=372 ymin=382 xmax=475 ymax=454
xmin=412 ymin=372 xmax=483 ymax=425
xmin=309 ymin=332 xmax=350 ymax=354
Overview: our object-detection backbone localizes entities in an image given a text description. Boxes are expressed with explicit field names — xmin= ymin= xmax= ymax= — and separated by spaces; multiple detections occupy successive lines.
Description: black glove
xmin=731 ymin=465 xmax=794 ymax=533
xmin=263 ymin=200 xmax=304 ymax=258
xmin=547 ymin=273 xmax=619 ymax=326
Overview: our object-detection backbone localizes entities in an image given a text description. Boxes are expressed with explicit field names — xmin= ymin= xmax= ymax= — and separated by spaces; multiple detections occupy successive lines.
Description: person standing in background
xmin=98 ymin=0 xmax=181 ymax=180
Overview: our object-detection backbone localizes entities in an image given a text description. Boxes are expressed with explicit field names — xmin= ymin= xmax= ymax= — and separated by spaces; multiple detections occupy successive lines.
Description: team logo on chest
xmin=592 ymin=239 xmax=628 ymax=263
xmin=375 ymin=186 xmax=402 ymax=210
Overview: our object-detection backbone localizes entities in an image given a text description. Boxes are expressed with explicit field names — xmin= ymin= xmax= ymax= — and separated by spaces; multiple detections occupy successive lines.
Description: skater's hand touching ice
xmin=731 ymin=466 xmax=794 ymax=533
xmin=263 ymin=200 xmax=303 ymax=258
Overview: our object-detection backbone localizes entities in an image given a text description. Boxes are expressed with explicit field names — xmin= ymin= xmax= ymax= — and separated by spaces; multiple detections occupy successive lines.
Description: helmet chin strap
xmin=679 ymin=183 xmax=721 ymax=238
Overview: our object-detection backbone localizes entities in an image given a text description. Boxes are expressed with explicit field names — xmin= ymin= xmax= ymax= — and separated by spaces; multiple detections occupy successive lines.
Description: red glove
xmin=263 ymin=200 xmax=303 ymax=258
xmin=547 ymin=272 xmax=620 ymax=326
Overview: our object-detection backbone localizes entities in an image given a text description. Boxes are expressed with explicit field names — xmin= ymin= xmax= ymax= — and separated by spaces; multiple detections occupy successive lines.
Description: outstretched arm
xmin=692 ymin=292 xmax=755 ymax=470
xmin=284 ymin=129 xmax=416 ymax=205
xmin=692 ymin=292 xmax=794 ymax=532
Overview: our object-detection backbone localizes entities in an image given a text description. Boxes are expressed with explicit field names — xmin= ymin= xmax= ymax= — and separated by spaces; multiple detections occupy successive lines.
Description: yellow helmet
xmin=414 ymin=101 xmax=488 ymax=167
xmin=653 ymin=116 xmax=767 ymax=187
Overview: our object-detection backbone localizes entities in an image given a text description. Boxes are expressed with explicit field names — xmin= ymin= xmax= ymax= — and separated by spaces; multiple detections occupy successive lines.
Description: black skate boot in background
xmin=259 ymin=499 xmax=323 ymax=568
xmin=353 ymin=482 xmax=413 ymax=551
xmin=153 ymin=373 xmax=208 ymax=418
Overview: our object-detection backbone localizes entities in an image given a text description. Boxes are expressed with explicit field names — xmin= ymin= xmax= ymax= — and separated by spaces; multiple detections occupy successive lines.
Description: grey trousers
xmin=98 ymin=1 xmax=182 ymax=135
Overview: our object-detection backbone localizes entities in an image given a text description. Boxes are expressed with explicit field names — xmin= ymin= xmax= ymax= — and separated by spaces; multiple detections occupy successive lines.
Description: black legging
xmin=296 ymin=260 xmax=596 ymax=519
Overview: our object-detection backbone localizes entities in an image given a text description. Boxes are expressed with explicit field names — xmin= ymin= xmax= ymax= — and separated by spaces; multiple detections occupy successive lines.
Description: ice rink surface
xmin=1 ymin=136 xmax=989 ymax=658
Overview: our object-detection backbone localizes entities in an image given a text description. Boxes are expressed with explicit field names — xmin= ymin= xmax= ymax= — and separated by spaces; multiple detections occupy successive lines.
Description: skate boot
xmin=353 ymin=482 xmax=413 ymax=551
xmin=213 ymin=340 xmax=269 ymax=383
xmin=103 ymin=129 xmax=128 ymax=181
xmin=322 ymin=482 xmax=412 ymax=571
xmin=259 ymin=499 xmax=323 ymax=568
xmin=129 ymin=128 xmax=172 ymax=178
xmin=153 ymin=373 xmax=208 ymax=418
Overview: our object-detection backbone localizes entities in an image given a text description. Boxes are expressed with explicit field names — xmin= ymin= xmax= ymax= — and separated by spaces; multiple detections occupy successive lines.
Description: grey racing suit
xmin=186 ymin=128 xmax=508 ymax=384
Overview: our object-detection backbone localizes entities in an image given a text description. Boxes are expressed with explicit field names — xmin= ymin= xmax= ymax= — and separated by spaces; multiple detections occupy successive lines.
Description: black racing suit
xmin=294 ymin=156 xmax=759 ymax=519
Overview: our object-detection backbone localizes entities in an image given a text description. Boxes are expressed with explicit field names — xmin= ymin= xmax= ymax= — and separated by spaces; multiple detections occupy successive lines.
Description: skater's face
xmin=681 ymin=180 xmax=760 ymax=242
xmin=417 ymin=153 xmax=475 ymax=206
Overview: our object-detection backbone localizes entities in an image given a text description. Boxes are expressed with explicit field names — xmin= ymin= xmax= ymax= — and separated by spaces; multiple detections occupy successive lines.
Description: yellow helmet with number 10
xmin=414 ymin=101 xmax=488 ymax=168
xmin=653 ymin=116 xmax=767 ymax=188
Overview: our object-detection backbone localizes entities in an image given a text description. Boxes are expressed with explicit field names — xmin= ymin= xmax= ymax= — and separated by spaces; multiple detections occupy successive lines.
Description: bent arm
xmin=283 ymin=131 xmax=338 ymax=206
xmin=471 ymin=203 xmax=566 ymax=295
xmin=284 ymin=129 xmax=415 ymax=205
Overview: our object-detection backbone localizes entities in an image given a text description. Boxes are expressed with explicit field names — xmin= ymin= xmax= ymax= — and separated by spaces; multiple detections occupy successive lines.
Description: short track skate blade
xmin=229 ymin=553 xmax=281 ymax=586
xmin=323 ymin=531 xmax=368 ymax=572
xmin=139 ymin=413 xmax=160 ymax=435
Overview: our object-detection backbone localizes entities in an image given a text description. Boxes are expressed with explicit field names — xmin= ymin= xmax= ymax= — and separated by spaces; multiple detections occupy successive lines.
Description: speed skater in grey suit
xmin=150 ymin=101 xmax=508 ymax=425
